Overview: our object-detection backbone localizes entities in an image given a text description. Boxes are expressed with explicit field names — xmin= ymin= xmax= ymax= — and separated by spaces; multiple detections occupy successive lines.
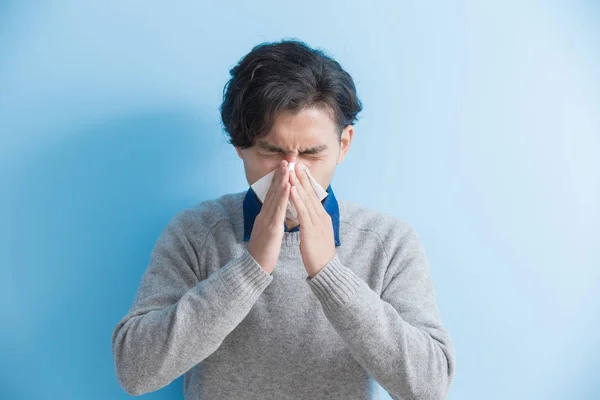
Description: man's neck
xmin=285 ymin=218 xmax=300 ymax=230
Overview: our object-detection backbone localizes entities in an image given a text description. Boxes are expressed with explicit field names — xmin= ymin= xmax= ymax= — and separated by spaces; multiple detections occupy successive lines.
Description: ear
xmin=235 ymin=146 xmax=244 ymax=160
xmin=337 ymin=125 xmax=354 ymax=164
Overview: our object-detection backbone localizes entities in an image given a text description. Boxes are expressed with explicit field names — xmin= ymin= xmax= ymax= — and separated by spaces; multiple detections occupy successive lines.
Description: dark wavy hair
xmin=220 ymin=39 xmax=363 ymax=149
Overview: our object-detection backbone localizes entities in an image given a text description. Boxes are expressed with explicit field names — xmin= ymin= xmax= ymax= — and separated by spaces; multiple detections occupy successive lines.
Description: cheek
xmin=305 ymin=159 xmax=337 ymax=188
xmin=252 ymin=160 xmax=281 ymax=180
xmin=247 ymin=152 xmax=277 ymax=170
xmin=301 ymin=154 xmax=336 ymax=170
xmin=262 ymin=159 xmax=282 ymax=173
xmin=300 ymin=163 xmax=326 ymax=182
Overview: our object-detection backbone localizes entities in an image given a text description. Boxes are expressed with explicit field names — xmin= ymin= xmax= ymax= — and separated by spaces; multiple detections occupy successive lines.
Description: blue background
xmin=1 ymin=1 xmax=599 ymax=399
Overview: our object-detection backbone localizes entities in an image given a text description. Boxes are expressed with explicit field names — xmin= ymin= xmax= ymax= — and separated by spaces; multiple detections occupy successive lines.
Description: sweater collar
xmin=243 ymin=184 xmax=341 ymax=247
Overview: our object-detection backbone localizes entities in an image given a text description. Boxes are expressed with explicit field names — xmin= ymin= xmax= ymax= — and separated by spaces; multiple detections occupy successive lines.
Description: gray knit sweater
xmin=111 ymin=190 xmax=455 ymax=399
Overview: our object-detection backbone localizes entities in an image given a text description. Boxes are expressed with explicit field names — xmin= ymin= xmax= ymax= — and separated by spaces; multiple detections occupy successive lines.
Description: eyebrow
xmin=257 ymin=140 xmax=328 ymax=155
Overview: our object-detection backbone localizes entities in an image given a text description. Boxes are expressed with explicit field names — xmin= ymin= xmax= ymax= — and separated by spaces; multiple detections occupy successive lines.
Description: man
xmin=112 ymin=39 xmax=455 ymax=399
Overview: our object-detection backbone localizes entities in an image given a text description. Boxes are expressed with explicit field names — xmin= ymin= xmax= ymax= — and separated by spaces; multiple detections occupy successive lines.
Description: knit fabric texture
xmin=111 ymin=190 xmax=456 ymax=399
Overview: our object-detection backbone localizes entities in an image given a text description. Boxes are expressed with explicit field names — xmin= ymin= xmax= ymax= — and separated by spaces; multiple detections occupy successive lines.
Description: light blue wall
xmin=1 ymin=1 xmax=598 ymax=399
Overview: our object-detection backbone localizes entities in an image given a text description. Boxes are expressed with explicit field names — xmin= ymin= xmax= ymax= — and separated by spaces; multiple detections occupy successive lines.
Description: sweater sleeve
xmin=111 ymin=212 xmax=273 ymax=396
xmin=305 ymin=224 xmax=455 ymax=400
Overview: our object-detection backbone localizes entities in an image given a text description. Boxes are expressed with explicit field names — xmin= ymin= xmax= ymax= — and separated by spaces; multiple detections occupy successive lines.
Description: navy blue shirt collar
xmin=243 ymin=184 xmax=341 ymax=247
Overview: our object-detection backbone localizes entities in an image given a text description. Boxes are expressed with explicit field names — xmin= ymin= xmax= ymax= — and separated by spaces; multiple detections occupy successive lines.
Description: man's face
xmin=235 ymin=106 xmax=353 ymax=191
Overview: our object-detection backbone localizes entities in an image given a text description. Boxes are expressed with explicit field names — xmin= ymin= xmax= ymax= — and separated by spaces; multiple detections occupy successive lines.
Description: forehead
xmin=259 ymin=107 xmax=338 ymax=148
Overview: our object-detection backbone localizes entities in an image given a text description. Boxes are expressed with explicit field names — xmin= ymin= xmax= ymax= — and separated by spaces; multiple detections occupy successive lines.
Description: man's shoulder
xmin=339 ymin=199 xmax=418 ymax=245
xmin=167 ymin=190 xmax=245 ymax=234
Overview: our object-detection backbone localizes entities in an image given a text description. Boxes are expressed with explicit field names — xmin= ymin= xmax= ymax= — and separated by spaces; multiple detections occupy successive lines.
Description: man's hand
xmin=289 ymin=162 xmax=336 ymax=278
xmin=248 ymin=160 xmax=291 ymax=274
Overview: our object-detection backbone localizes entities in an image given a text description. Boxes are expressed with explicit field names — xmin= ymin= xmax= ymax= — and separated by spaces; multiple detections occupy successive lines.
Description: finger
xmin=300 ymin=165 xmax=328 ymax=218
xmin=262 ymin=161 xmax=282 ymax=203
xmin=290 ymin=183 xmax=313 ymax=228
xmin=274 ymin=179 xmax=290 ymax=223
xmin=290 ymin=166 xmax=315 ymax=227
xmin=262 ymin=161 xmax=286 ymax=216
xmin=268 ymin=161 xmax=290 ymax=222
xmin=294 ymin=164 xmax=320 ymax=221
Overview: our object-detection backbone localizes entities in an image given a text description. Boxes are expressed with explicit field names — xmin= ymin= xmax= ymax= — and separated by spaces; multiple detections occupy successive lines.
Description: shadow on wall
xmin=2 ymin=108 xmax=221 ymax=399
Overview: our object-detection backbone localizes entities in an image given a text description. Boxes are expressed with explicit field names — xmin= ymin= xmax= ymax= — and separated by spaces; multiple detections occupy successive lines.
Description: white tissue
xmin=250 ymin=162 xmax=329 ymax=224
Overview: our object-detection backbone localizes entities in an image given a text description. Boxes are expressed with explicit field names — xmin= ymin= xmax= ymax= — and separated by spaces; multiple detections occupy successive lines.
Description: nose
xmin=285 ymin=154 xmax=299 ymax=165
